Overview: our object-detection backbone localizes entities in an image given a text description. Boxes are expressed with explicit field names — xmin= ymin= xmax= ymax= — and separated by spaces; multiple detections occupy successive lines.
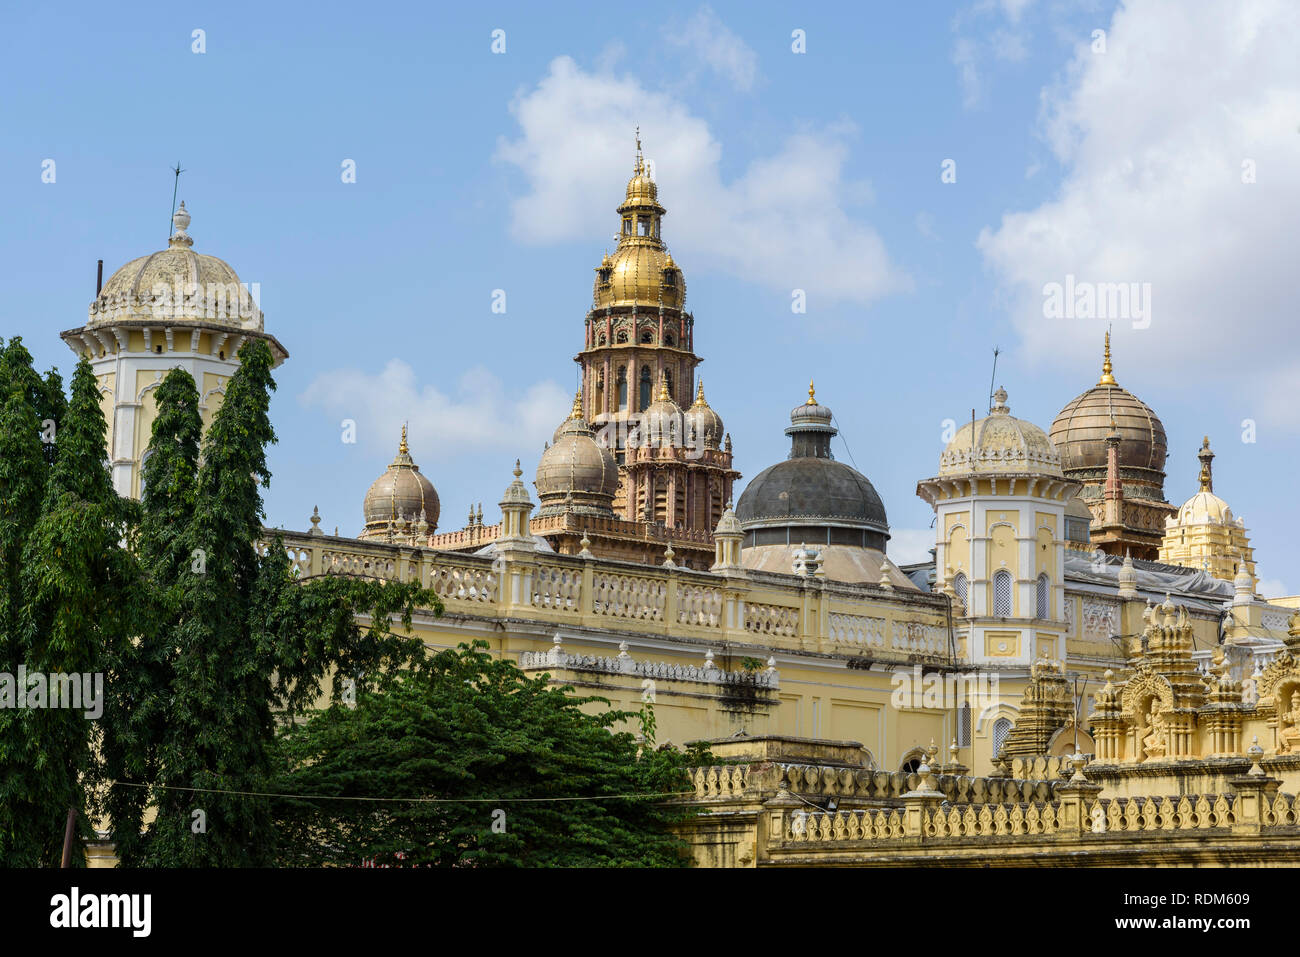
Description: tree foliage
xmin=271 ymin=641 xmax=706 ymax=868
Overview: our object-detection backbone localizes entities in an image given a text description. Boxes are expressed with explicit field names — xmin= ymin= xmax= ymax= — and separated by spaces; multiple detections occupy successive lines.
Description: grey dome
xmin=735 ymin=390 xmax=889 ymax=550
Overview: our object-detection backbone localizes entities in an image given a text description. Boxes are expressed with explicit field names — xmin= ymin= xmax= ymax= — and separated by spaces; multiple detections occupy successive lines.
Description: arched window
xmin=1036 ymin=573 xmax=1050 ymax=619
xmin=664 ymin=333 xmax=674 ymax=347
xmin=992 ymin=717 xmax=1012 ymax=757
xmin=993 ymin=570 xmax=1012 ymax=617
xmin=639 ymin=367 xmax=652 ymax=409
xmin=616 ymin=367 xmax=627 ymax=410
xmin=640 ymin=330 xmax=653 ymax=344
xmin=952 ymin=571 xmax=968 ymax=606
xmin=597 ymin=333 xmax=607 ymax=346
xmin=616 ymin=330 xmax=628 ymax=344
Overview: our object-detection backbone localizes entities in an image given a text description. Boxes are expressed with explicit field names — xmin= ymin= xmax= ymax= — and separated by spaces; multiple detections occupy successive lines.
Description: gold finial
xmin=658 ymin=372 xmax=670 ymax=402
xmin=570 ymin=390 xmax=583 ymax=419
xmin=513 ymin=458 xmax=522 ymax=480
xmin=399 ymin=423 xmax=409 ymax=455
xmin=1099 ymin=329 xmax=1117 ymax=385
xmin=807 ymin=379 xmax=817 ymax=405
xmin=1198 ymin=464 xmax=1211 ymax=492
xmin=1202 ymin=435 xmax=1210 ymax=449
xmin=634 ymin=126 xmax=643 ymax=174
xmin=694 ymin=379 xmax=706 ymax=406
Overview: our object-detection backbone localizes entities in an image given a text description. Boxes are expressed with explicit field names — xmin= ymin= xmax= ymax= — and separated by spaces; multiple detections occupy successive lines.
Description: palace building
xmin=63 ymin=138 xmax=1300 ymax=867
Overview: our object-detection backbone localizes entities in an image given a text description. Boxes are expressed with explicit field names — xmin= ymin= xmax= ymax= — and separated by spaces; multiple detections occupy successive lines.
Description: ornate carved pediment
xmin=1120 ymin=670 xmax=1174 ymax=718
xmin=1257 ymin=650 xmax=1300 ymax=712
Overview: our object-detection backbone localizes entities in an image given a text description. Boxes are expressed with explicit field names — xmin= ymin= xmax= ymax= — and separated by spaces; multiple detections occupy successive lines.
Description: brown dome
xmin=360 ymin=428 xmax=439 ymax=538
xmin=535 ymin=396 xmax=618 ymax=517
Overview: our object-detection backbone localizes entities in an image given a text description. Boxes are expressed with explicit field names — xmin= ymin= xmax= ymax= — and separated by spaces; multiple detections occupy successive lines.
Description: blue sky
xmin=4 ymin=0 xmax=1298 ymax=594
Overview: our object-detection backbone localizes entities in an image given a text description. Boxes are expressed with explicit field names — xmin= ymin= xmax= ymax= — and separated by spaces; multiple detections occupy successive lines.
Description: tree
xmin=271 ymin=641 xmax=705 ymax=868
xmin=3 ymin=355 xmax=138 ymax=865
xmin=133 ymin=341 xmax=434 ymax=866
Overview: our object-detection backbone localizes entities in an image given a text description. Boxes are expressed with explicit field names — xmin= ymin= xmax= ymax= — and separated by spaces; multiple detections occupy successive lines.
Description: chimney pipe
xmin=95 ymin=259 xmax=103 ymax=296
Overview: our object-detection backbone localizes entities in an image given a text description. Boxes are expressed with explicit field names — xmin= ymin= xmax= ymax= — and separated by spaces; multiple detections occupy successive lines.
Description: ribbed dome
xmin=685 ymin=380 xmax=724 ymax=449
xmin=360 ymin=428 xmax=439 ymax=538
xmin=736 ymin=384 xmax=889 ymax=550
xmin=89 ymin=203 xmax=264 ymax=331
xmin=1176 ymin=490 xmax=1235 ymax=526
xmin=535 ymin=396 xmax=618 ymax=517
xmin=593 ymin=243 xmax=684 ymax=310
xmin=1050 ymin=335 xmax=1167 ymax=474
xmin=940 ymin=387 xmax=1063 ymax=477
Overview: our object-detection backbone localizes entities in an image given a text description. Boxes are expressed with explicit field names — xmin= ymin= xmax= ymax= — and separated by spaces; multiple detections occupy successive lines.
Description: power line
xmin=105 ymin=779 xmax=694 ymax=804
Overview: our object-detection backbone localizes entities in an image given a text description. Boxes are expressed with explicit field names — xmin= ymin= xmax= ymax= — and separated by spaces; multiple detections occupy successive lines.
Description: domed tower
xmin=736 ymin=384 xmax=912 ymax=587
xmin=1049 ymin=333 xmax=1175 ymax=558
xmin=917 ymin=387 xmax=1080 ymax=665
xmin=576 ymin=133 xmax=737 ymax=534
xmin=1158 ymin=437 xmax=1258 ymax=588
xmin=59 ymin=202 xmax=289 ymax=499
xmin=535 ymin=393 xmax=619 ymax=519
xmin=359 ymin=426 xmax=440 ymax=541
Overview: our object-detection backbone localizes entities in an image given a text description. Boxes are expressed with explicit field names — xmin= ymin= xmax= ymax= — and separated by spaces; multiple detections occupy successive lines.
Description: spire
xmin=1099 ymin=329 xmax=1117 ymax=385
xmin=693 ymin=379 xmax=709 ymax=408
xmin=658 ymin=372 xmax=670 ymax=402
xmin=399 ymin=423 xmax=409 ymax=455
xmin=807 ymin=379 xmax=816 ymax=406
xmin=1198 ymin=436 xmax=1214 ymax=492
xmin=570 ymin=390 xmax=583 ymax=420
xmin=634 ymin=126 xmax=643 ymax=174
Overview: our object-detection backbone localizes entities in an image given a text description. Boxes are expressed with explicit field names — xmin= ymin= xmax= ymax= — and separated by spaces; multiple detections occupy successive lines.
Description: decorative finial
xmin=399 ymin=423 xmax=409 ymax=455
xmin=1197 ymin=437 xmax=1214 ymax=492
xmin=634 ymin=126 xmax=643 ymax=174
xmin=1099 ymin=328 xmax=1116 ymax=385
xmin=807 ymin=379 xmax=816 ymax=405
xmin=570 ymin=391 xmax=583 ymax=419
xmin=513 ymin=458 xmax=522 ymax=480
xmin=695 ymin=379 xmax=706 ymax=404
xmin=169 ymin=200 xmax=193 ymax=248
xmin=991 ymin=385 xmax=1009 ymax=414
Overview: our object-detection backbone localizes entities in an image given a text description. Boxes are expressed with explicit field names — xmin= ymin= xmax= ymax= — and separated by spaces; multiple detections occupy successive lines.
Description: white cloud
xmin=977 ymin=0 xmax=1300 ymax=428
xmin=494 ymin=56 xmax=910 ymax=307
xmin=888 ymin=527 xmax=936 ymax=566
xmin=300 ymin=361 xmax=570 ymax=458
xmin=665 ymin=5 xmax=758 ymax=93
xmin=1257 ymin=578 xmax=1294 ymax=601
xmin=951 ymin=0 xmax=1035 ymax=108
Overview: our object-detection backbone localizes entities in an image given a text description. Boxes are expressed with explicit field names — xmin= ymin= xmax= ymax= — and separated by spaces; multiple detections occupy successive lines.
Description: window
xmin=622 ymin=219 xmax=632 ymax=235
xmin=616 ymin=367 xmax=627 ymax=410
xmin=993 ymin=570 xmax=1012 ymax=616
xmin=639 ymin=367 xmax=652 ymax=409
xmin=952 ymin=571 xmax=968 ymax=606
xmin=598 ymin=268 xmax=611 ymax=285
xmin=992 ymin=717 xmax=1012 ymax=757
xmin=1036 ymin=573 xmax=1050 ymax=619
xmin=641 ymin=330 xmax=653 ymax=344
xmin=616 ymin=330 xmax=628 ymax=344
xmin=664 ymin=334 xmax=674 ymax=347
xmin=597 ymin=333 xmax=607 ymax=346
xmin=958 ymin=702 xmax=972 ymax=747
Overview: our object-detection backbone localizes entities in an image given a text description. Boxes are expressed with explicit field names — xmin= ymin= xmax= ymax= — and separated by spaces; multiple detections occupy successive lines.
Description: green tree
xmin=135 ymin=341 xmax=433 ymax=866
xmin=271 ymin=641 xmax=704 ymax=868
xmin=5 ymin=356 xmax=139 ymax=865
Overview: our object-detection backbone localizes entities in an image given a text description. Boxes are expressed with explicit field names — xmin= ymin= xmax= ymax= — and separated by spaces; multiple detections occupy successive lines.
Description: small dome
xmin=593 ymin=243 xmax=684 ymax=310
xmin=1175 ymin=490 xmax=1235 ymax=526
xmin=89 ymin=202 xmax=264 ymax=331
xmin=535 ymin=397 xmax=618 ymax=517
xmin=685 ymin=380 xmax=724 ymax=449
xmin=1050 ymin=334 xmax=1167 ymax=475
xmin=360 ymin=427 xmax=440 ymax=538
xmin=737 ymin=385 xmax=889 ymax=551
xmin=940 ymin=386 xmax=1063 ymax=477
xmin=625 ymin=170 xmax=658 ymax=203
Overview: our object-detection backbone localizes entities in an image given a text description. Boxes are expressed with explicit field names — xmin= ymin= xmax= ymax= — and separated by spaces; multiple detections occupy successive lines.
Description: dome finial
xmin=1099 ymin=328 xmax=1117 ymax=385
xmin=991 ymin=385 xmax=1009 ymax=414
xmin=694 ymin=379 xmax=707 ymax=406
xmin=570 ymin=390 xmax=583 ymax=420
xmin=658 ymin=372 xmax=670 ymax=402
xmin=634 ymin=126 xmax=643 ymax=174
xmin=398 ymin=423 xmax=409 ymax=455
xmin=807 ymin=379 xmax=816 ymax=405
xmin=169 ymin=200 xmax=193 ymax=248
xmin=1198 ymin=436 xmax=1215 ymax=492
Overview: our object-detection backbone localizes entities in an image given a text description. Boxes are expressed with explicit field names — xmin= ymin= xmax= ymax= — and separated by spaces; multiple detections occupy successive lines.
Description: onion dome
xmin=89 ymin=202 xmax=264 ymax=331
xmin=685 ymin=379 xmax=724 ymax=449
xmin=736 ymin=382 xmax=889 ymax=550
xmin=535 ymin=393 xmax=619 ymax=518
xmin=639 ymin=374 xmax=684 ymax=447
xmin=940 ymin=386 xmax=1063 ymax=478
xmin=1050 ymin=332 xmax=1167 ymax=476
xmin=360 ymin=426 xmax=440 ymax=539
xmin=592 ymin=133 xmax=685 ymax=310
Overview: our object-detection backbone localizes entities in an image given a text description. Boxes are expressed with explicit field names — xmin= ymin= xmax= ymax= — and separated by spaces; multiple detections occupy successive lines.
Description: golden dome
xmin=89 ymin=202 xmax=264 ymax=331
xmin=535 ymin=396 xmax=618 ymax=517
xmin=1050 ymin=334 xmax=1167 ymax=474
xmin=685 ymin=380 xmax=724 ymax=449
xmin=360 ymin=426 xmax=440 ymax=537
xmin=939 ymin=386 xmax=1063 ymax=477
xmin=625 ymin=170 xmax=659 ymax=204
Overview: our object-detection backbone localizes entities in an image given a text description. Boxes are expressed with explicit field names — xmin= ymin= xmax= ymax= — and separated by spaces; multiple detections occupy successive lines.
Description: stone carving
xmin=1082 ymin=597 xmax=1119 ymax=640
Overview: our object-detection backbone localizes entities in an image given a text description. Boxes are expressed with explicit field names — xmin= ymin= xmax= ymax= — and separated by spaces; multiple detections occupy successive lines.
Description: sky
xmin=3 ymin=0 xmax=1298 ymax=595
